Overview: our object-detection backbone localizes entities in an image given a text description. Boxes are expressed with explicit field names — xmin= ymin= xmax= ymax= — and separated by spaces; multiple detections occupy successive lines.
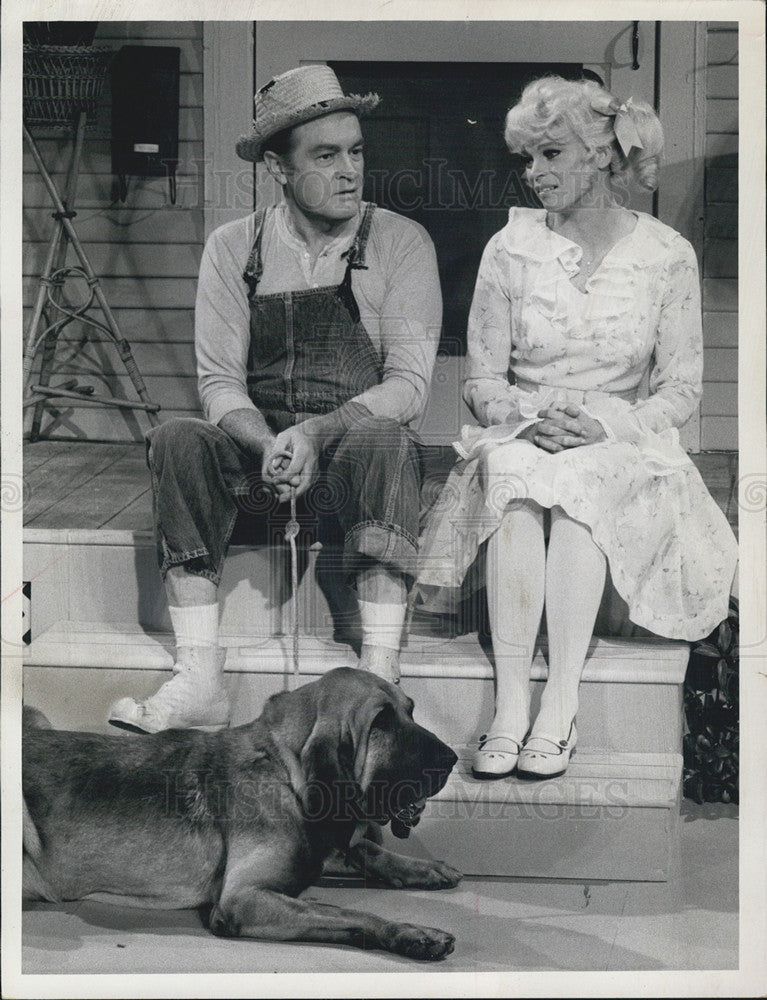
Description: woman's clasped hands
xmin=517 ymin=402 xmax=607 ymax=453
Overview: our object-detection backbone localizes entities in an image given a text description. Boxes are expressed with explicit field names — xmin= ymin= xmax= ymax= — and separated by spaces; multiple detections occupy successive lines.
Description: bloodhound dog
xmin=23 ymin=668 xmax=461 ymax=960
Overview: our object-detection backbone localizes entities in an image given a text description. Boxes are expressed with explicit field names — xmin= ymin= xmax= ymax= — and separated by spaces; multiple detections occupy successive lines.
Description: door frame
xmin=202 ymin=22 xmax=255 ymax=240
xmin=204 ymin=20 xmax=699 ymax=236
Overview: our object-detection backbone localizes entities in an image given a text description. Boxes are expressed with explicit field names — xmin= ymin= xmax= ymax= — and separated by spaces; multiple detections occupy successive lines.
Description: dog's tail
xmin=22 ymin=712 xmax=59 ymax=901
xmin=23 ymin=799 xmax=59 ymax=902
xmin=23 ymin=799 xmax=44 ymax=864
xmin=22 ymin=707 xmax=48 ymax=864
xmin=23 ymin=705 xmax=53 ymax=730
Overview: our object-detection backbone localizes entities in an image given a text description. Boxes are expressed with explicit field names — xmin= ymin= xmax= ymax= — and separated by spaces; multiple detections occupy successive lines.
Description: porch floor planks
xmin=23 ymin=441 xmax=739 ymax=536
xmin=22 ymin=439 xmax=74 ymax=474
xmin=24 ymin=442 xmax=152 ymax=529
xmin=24 ymin=442 xmax=134 ymax=524
xmin=100 ymin=488 xmax=153 ymax=531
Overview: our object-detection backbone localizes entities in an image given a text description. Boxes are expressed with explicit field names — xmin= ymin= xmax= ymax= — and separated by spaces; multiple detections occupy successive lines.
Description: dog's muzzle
xmin=390 ymin=796 xmax=427 ymax=839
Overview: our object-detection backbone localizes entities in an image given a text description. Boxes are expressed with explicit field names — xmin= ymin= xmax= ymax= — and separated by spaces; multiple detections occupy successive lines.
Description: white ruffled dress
xmin=417 ymin=208 xmax=738 ymax=641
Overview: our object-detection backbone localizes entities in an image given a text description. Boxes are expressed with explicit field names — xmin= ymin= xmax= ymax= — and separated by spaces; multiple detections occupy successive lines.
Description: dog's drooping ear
xmin=349 ymin=691 xmax=394 ymax=779
xmin=299 ymin=711 xmax=367 ymax=849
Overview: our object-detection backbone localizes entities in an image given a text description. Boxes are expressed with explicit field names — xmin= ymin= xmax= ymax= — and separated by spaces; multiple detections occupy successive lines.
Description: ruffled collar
xmin=500 ymin=207 xmax=653 ymax=275
xmin=500 ymin=208 xmax=577 ymax=265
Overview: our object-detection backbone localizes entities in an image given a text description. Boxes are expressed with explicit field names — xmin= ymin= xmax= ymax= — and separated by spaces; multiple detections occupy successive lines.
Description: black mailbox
xmin=111 ymin=45 xmax=180 ymax=203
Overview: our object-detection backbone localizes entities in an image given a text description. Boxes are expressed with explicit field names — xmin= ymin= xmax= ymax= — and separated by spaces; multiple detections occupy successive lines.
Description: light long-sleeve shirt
xmin=462 ymin=207 xmax=704 ymax=450
xmin=195 ymin=202 xmax=442 ymax=428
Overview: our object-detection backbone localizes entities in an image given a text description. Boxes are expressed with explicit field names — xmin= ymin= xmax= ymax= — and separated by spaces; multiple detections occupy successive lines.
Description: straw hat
xmin=236 ymin=64 xmax=380 ymax=162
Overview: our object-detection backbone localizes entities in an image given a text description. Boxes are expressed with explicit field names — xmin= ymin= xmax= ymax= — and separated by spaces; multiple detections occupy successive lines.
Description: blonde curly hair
xmin=504 ymin=76 xmax=664 ymax=191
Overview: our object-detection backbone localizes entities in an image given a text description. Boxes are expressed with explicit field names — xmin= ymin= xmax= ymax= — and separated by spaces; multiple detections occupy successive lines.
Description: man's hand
xmin=217 ymin=408 xmax=277 ymax=462
xmin=262 ymin=426 xmax=319 ymax=500
xmin=517 ymin=404 xmax=607 ymax=453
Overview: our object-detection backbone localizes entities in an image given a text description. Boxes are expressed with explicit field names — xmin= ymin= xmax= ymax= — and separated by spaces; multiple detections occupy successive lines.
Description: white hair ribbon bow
xmin=614 ymin=98 xmax=644 ymax=157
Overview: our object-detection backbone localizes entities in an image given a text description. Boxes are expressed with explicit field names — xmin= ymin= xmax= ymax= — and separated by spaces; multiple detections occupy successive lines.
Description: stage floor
xmin=21 ymin=800 xmax=738 ymax=975
xmin=22 ymin=440 xmax=739 ymax=535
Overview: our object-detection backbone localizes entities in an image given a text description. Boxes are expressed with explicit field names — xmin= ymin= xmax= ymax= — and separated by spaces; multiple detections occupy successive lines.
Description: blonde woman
xmin=417 ymin=76 xmax=738 ymax=781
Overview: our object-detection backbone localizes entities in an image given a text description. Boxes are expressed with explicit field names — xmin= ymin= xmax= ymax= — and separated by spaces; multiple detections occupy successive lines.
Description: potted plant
xmin=23 ymin=23 xmax=111 ymax=130
xmin=683 ymin=595 xmax=739 ymax=804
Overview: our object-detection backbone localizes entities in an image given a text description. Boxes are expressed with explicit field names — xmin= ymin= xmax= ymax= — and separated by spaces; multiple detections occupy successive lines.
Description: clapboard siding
xmin=23 ymin=140 xmax=204 ymax=185
xmin=705 ymin=29 xmax=738 ymax=65
xmin=23 ymin=22 xmax=204 ymax=441
xmin=97 ymin=37 xmax=204 ymax=72
xmin=704 ymin=204 xmax=738 ymax=239
xmin=705 ymin=99 xmax=738 ymax=134
xmin=703 ymin=349 xmax=738 ymax=382
xmin=701 ymin=23 xmax=738 ymax=450
xmin=703 ymin=278 xmax=738 ymax=313
xmin=705 ymin=132 xmax=737 ymax=161
xmin=706 ymin=64 xmax=738 ymax=99
xmin=25 ymin=111 xmax=205 ymax=159
xmin=702 ymin=382 xmax=738 ymax=416
xmin=23 ymin=243 xmax=202 ymax=278
xmin=24 ymin=115 xmax=204 ymax=186
xmin=97 ymin=22 xmax=203 ymax=41
xmin=23 ymin=308 xmax=195 ymax=343
xmin=26 ymin=371 xmax=200 ymax=412
xmin=23 ymin=209 xmax=205 ymax=246
xmin=700 ymin=417 xmax=737 ymax=451
xmin=23 ymin=276 xmax=199 ymax=310
xmin=704 ymin=239 xmax=738 ymax=278
xmin=26 ymin=408 xmax=196 ymax=442
xmin=705 ymin=167 xmax=737 ymax=203
xmin=24 ymin=170 xmax=205 ymax=210
xmin=703 ymin=311 xmax=738 ymax=348
xmin=26 ymin=340 xmax=200 ymax=409
xmin=29 ymin=340 xmax=198 ymax=378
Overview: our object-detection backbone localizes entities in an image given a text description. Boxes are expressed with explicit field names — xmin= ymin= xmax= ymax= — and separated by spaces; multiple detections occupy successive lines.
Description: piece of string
xmin=285 ymin=486 xmax=300 ymax=686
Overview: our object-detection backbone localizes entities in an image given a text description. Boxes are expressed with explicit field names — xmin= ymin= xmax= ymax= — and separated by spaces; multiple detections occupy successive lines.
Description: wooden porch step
xmin=385 ymin=750 xmax=682 ymax=882
xmin=24 ymin=621 xmax=688 ymax=755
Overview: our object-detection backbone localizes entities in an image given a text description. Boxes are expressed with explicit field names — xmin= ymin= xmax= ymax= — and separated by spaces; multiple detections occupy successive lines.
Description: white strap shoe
xmin=108 ymin=646 xmax=231 ymax=734
xmin=516 ymin=722 xmax=577 ymax=780
xmin=471 ymin=733 xmax=524 ymax=779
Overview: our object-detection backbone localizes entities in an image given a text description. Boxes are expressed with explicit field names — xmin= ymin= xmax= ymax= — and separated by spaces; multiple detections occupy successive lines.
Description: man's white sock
xmin=358 ymin=600 xmax=406 ymax=651
xmin=169 ymin=603 xmax=219 ymax=648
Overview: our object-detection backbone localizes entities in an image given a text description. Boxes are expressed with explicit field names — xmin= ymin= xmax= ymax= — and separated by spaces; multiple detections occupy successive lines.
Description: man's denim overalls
xmin=147 ymin=204 xmax=424 ymax=600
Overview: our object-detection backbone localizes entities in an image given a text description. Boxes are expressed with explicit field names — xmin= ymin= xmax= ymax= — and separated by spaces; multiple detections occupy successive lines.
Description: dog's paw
xmin=422 ymin=859 xmax=463 ymax=889
xmin=388 ymin=923 xmax=455 ymax=961
xmin=207 ymin=905 xmax=240 ymax=938
xmin=386 ymin=858 xmax=463 ymax=890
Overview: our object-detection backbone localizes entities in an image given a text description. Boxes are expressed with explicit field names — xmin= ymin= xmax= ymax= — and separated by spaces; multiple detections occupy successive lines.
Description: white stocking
xmin=534 ymin=506 xmax=606 ymax=739
xmin=485 ymin=499 xmax=545 ymax=738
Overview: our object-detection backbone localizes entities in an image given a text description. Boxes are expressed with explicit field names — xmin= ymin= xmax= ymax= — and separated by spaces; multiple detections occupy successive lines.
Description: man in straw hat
xmin=108 ymin=65 xmax=442 ymax=734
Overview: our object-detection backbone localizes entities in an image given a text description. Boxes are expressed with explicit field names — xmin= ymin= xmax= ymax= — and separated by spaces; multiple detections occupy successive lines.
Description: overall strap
xmin=343 ymin=202 xmax=376 ymax=270
xmin=242 ymin=208 xmax=267 ymax=296
xmin=335 ymin=203 xmax=377 ymax=323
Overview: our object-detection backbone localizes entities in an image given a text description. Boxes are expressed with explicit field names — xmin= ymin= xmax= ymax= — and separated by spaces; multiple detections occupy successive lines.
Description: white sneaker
xmin=108 ymin=646 xmax=231 ymax=734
